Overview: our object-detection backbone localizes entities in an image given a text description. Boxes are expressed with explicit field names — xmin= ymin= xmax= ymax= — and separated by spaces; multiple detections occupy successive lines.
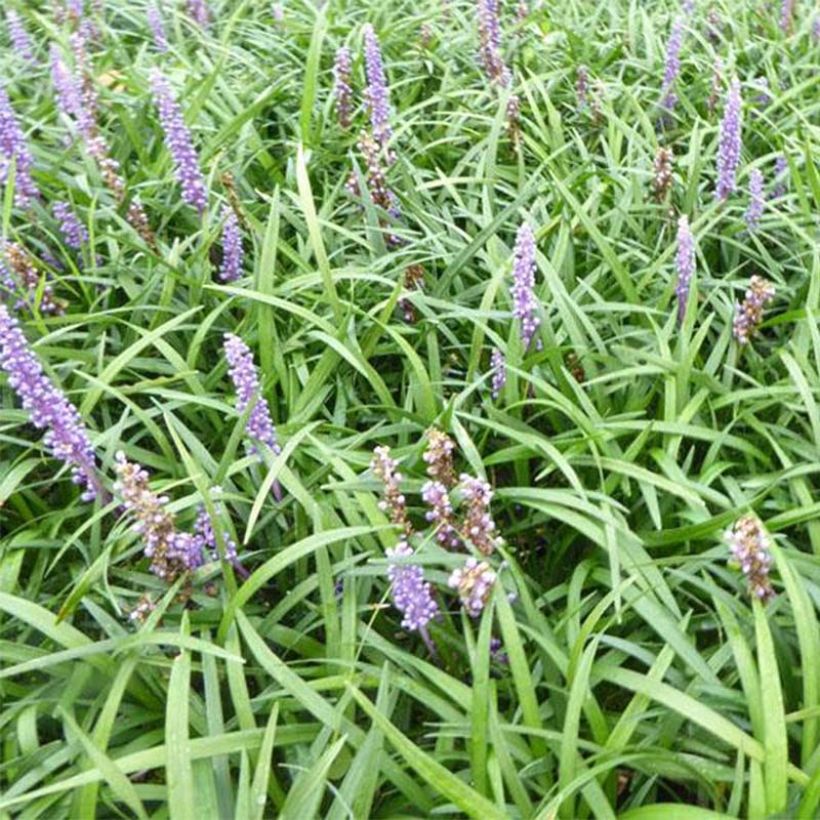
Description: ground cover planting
xmin=1 ymin=0 xmax=819 ymax=817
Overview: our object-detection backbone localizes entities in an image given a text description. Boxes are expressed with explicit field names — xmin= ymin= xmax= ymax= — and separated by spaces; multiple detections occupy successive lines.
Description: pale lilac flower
xmin=0 ymin=305 xmax=99 ymax=500
xmin=779 ymin=0 xmax=794 ymax=33
xmin=477 ymin=0 xmax=510 ymax=86
xmin=50 ymin=45 xmax=83 ymax=121
xmin=751 ymin=77 xmax=771 ymax=113
xmin=363 ymin=25 xmax=392 ymax=154
xmin=3 ymin=242 xmax=63 ymax=316
xmin=771 ymin=155 xmax=788 ymax=199
xmin=219 ymin=207 xmax=243 ymax=282
xmin=371 ymin=445 xmax=412 ymax=534
xmin=113 ymin=452 xmax=205 ymax=579
xmin=422 ymin=429 xmax=457 ymax=487
xmin=448 ymin=558 xmax=497 ymax=617
xmin=194 ymin=489 xmax=238 ymax=562
xmin=386 ymin=538 xmax=439 ymax=632
xmin=733 ymin=275 xmax=775 ymax=345
xmin=744 ymin=169 xmax=764 ymax=231
xmin=147 ymin=3 xmax=169 ymax=52
xmin=576 ymin=65 xmax=588 ymax=111
xmin=681 ymin=0 xmax=696 ymax=13
xmin=0 ymin=85 xmax=39 ymax=207
xmin=661 ymin=16 xmax=685 ymax=111
xmin=813 ymin=15 xmax=820 ymax=41
xmin=459 ymin=474 xmax=502 ymax=555
xmin=725 ymin=514 xmax=774 ymax=601
xmin=151 ymin=70 xmax=208 ymax=213
xmin=510 ymin=222 xmax=539 ymax=350
xmin=333 ymin=45 xmax=352 ymax=129
xmin=272 ymin=3 xmax=284 ymax=22
xmin=53 ymin=201 xmax=88 ymax=248
xmin=422 ymin=480 xmax=461 ymax=548
xmin=675 ymin=215 xmax=695 ymax=323
xmin=6 ymin=11 xmax=35 ymax=63
xmin=652 ymin=146 xmax=674 ymax=201
xmin=716 ymin=77 xmax=742 ymax=201
xmin=490 ymin=348 xmax=506 ymax=398
xmin=707 ymin=56 xmax=723 ymax=115
xmin=186 ymin=0 xmax=210 ymax=27
xmin=224 ymin=333 xmax=281 ymax=457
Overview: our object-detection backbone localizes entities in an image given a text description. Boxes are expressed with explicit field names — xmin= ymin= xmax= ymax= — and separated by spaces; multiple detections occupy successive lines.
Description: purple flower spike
xmin=779 ymin=0 xmax=794 ymax=33
xmin=50 ymin=46 xmax=82 ymax=121
xmin=186 ymin=0 xmax=210 ymax=27
xmin=224 ymin=333 xmax=281 ymax=458
xmin=771 ymin=155 xmax=788 ymax=199
xmin=725 ymin=514 xmax=774 ymax=601
xmin=0 ymin=305 xmax=99 ymax=500
xmin=333 ymin=45 xmax=353 ymax=129
xmin=421 ymin=480 xmax=462 ymax=549
xmin=744 ymin=169 xmax=764 ymax=231
xmin=151 ymin=70 xmax=208 ymax=213
xmin=490 ymin=348 xmax=506 ymax=399
xmin=386 ymin=539 xmax=439 ymax=632
xmin=674 ymin=215 xmax=695 ymax=323
xmin=510 ymin=222 xmax=539 ymax=350
xmin=362 ymin=24 xmax=392 ymax=154
xmin=478 ymin=0 xmax=510 ymax=86
xmin=219 ymin=207 xmax=243 ymax=282
xmin=147 ymin=3 xmax=169 ymax=52
xmin=194 ymin=488 xmax=238 ymax=562
xmin=0 ymin=85 xmax=39 ymax=207
xmin=716 ymin=77 xmax=742 ymax=201
xmin=733 ymin=276 xmax=775 ymax=345
xmin=6 ymin=11 xmax=35 ymax=63
xmin=53 ymin=201 xmax=89 ymax=249
xmin=113 ymin=453 xmax=205 ymax=580
xmin=448 ymin=557 xmax=497 ymax=617
xmin=661 ymin=16 xmax=685 ymax=111
xmin=459 ymin=474 xmax=503 ymax=555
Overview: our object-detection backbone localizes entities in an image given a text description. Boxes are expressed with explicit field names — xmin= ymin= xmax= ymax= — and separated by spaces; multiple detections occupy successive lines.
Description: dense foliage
xmin=1 ymin=1 xmax=819 ymax=817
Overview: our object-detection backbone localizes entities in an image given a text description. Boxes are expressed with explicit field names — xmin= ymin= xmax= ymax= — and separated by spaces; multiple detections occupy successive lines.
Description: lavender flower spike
xmin=53 ymin=201 xmax=89 ymax=249
xmin=333 ymin=45 xmax=353 ymax=129
xmin=448 ymin=558 xmax=497 ymax=617
xmin=744 ymin=169 xmax=764 ymax=232
xmin=186 ymin=0 xmax=210 ymax=27
xmin=661 ymin=16 xmax=685 ymax=111
xmin=113 ymin=452 xmax=204 ymax=580
xmin=772 ymin=155 xmax=788 ymax=200
xmin=0 ymin=85 xmax=39 ymax=207
xmin=725 ymin=514 xmax=774 ymax=601
xmin=490 ymin=348 xmax=506 ymax=399
xmin=674 ymin=215 xmax=695 ymax=323
xmin=0 ymin=305 xmax=99 ymax=500
xmin=6 ymin=11 xmax=35 ymax=63
xmin=779 ymin=0 xmax=794 ymax=34
xmin=733 ymin=276 xmax=775 ymax=345
xmin=219 ymin=207 xmax=243 ymax=282
xmin=386 ymin=538 xmax=439 ymax=633
xmin=147 ymin=3 xmax=169 ymax=52
xmin=224 ymin=333 xmax=281 ymax=457
xmin=510 ymin=222 xmax=539 ymax=350
xmin=478 ymin=0 xmax=510 ymax=86
xmin=459 ymin=474 xmax=503 ymax=555
xmin=151 ymin=70 xmax=208 ymax=213
xmin=363 ymin=24 xmax=392 ymax=153
xmin=716 ymin=77 xmax=742 ymax=201
xmin=50 ymin=46 xmax=82 ymax=122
